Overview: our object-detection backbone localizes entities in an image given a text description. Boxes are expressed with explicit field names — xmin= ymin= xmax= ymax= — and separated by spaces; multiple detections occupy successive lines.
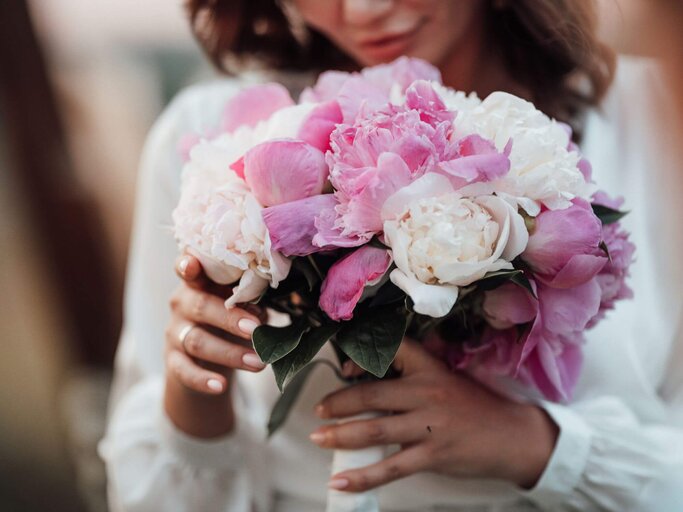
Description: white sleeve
xmin=520 ymin=57 xmax=683 ymax=512
xmin=98 ymin=82 xmax=263 ymax=512
xmin=521 ymin=392 xmax=683 ymax=511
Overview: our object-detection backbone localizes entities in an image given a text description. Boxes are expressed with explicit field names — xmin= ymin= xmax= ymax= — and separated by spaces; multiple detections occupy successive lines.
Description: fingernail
xmin=328 ymin=478 xmax=349 ymax=490
xmin=314 ymin=404 xmax=327 ymax=418
xmin=178 ymin=256 xmax=190 ymax=275
xmin=207 ymin=379 xmax=224 ymax=392
xmin=309 ymin=431 xmax=326 ymax=444
xmin=238 ymin=318 xmax=259 ymax=335
xmin=242 ymin=352 xmax=266 ymax=370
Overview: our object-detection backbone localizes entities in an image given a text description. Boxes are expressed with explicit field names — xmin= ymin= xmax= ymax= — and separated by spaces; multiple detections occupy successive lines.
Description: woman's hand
xmin=311 ymin=340 xmax=558 ymax=492
xmin=163 ymin=252 xmax=266 ymax=438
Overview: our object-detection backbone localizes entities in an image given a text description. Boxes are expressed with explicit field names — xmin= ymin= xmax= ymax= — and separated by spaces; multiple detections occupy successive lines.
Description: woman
xmin=100 ymin=1 xmax=683 ymax=510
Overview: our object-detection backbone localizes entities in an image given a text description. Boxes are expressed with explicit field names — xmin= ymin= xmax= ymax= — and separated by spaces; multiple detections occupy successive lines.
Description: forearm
xmin=163 ymin=373 xmax=235 ymax=438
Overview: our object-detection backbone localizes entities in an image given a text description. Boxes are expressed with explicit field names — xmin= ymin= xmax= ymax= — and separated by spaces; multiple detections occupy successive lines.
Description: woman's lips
xmin=356 ymin=20 xmax=426 ymax=60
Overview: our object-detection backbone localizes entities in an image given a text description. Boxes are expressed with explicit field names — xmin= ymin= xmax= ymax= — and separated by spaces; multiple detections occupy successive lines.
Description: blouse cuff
xmin=519 ymin=400 xmax=592 ymax=507
xmin=158 ymin=399 xmax=245 ymax=471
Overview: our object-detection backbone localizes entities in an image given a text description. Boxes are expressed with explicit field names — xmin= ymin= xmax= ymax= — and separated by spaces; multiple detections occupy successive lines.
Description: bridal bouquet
xmin=173 ymin=57 xmax=633 ymax=509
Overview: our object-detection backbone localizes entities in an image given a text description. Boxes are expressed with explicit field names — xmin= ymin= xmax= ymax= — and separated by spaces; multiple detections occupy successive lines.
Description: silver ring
xmin=178 ymin=323 xmax=196 ymax=352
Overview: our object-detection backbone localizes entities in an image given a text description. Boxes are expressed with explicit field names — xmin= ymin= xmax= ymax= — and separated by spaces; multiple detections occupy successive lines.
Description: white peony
xmin=173 ymin=135 xmax=293 ymax=308
xmin=452 ymin=92 xmax=594 ymax=215
xmin=381 ymin=173 xmax=528 ymax=318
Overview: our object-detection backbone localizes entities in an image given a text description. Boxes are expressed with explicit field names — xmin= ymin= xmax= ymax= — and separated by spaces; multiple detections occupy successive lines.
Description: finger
xmin=175 ymin=253 xmax=239 ymax=298
xmin=173 ymin=287 xmax=261 ymax=339
xmin=178 ymin=325 xmax=266 ymax=372
xmin=316 ymin=380 xmax=423 ymax=419
xmin=341 ymin=360 xmax=366 ymax=379
xmin=167 ymin=350 xmax=228 ymax=394
xmin=328 ymin=445 xmax=431 ymax=493
xmin=392 ymin=338 xmax=446 ymax=376
xmin=310 ymin=412 xmax=427 ymax=449
xmin=175 ymin=253 xmax=203 ymax=284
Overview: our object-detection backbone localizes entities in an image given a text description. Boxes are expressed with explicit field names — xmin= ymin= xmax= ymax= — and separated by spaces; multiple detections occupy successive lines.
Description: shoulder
xmin=581 ymin=56 xmax=677 ymax=183
xmin=154 ymin=78 xmax=246 ymax=139
xmin=584 ymin=55 xmax=669 ymax=136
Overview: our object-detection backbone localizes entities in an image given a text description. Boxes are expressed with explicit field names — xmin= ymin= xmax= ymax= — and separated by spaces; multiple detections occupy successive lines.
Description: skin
xmin=164 ymin=0 xmax=558 ymax=493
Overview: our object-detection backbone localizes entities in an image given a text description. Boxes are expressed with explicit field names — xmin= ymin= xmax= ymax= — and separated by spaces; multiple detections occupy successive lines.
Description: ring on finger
xmin=178 ymin=323 xmax=196 ymax=353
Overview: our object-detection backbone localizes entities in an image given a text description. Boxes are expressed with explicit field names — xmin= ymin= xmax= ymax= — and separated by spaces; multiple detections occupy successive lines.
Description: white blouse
xmin=100 ymin=57 xmax=683 ymax=512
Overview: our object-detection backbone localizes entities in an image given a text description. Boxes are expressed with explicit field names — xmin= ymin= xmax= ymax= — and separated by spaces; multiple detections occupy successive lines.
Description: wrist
xmin=164 ymin=373 xmax=236 ymax=438
xmin=497 ymin=403 xmax=559 ymax=488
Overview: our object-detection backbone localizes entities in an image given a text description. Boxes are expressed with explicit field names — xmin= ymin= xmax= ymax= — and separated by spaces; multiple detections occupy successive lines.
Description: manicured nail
xmin=328 ymin=478 xmax=349 ymax=490
xmin=238 ymin=318 xmax=259 ymax=335
xmin=242 ymin=352 xmax=266 ymax=370
xmin=178 ymin=257 xmax=190 ymax=276
xmin=207 ymin=379 xmax=224 ymax=392
xmin=314 ymin=404 xmax=327 ymax=418
xmin=309 ymin=431 xmax=326 ymax=444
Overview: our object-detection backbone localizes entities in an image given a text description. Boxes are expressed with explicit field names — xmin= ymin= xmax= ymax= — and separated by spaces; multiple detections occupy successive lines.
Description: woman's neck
xmin=438 ymin=17 xmax=530 ymax=101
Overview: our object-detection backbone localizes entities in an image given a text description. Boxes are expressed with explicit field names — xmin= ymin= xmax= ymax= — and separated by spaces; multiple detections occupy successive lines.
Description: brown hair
xmin=186 ymin=0 xmax=614 ymax=132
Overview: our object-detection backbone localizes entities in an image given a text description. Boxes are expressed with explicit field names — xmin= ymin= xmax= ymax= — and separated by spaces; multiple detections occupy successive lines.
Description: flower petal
xmin=319 ymin=246 xmax=392 ymax=321
xmin=390 ymin=269 xmax=459 ymax=318
xmin=244 ymin=139 xmax=328 ymax=206
xmin=225 ymin=270 xmax=269 ymax=308
xmin=262 ymin=194 xmax=338 ymax=256
xmin=298 ymin=100 xmax=343 ymax=152
xmin=221 ymin=83 xmax=294 ymax=132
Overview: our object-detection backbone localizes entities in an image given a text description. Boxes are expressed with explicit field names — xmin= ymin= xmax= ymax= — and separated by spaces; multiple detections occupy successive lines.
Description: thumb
xmin=391 ymin=337 xmax=446 ymax=376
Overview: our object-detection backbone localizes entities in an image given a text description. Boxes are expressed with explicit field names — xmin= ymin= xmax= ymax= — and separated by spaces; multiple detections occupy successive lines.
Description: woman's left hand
xmin=311 ymin=339 xmax=558 ymax=493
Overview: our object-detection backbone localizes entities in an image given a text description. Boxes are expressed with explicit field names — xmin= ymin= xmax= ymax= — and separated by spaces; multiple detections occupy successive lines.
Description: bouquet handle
xmin=325 ymin=412 xmax=385 ymax=512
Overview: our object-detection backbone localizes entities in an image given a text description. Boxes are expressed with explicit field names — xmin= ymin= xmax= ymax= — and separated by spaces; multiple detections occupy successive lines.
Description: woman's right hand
xmin=163 ymin=253 xmax=267 ymax=437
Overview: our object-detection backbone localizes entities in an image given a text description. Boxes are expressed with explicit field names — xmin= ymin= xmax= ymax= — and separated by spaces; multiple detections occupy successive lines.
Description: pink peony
xmin=459 ymin=277 xmax=601 ymax=401
xmin=301 ymin=56 xmax=442 ymax=124
xmin=221 ymin=83 xmax=294 ymax=132
xmin=588 ymin=193 xmax=635 ymax=327
xmin=522 ymin=199 xmax=607 ymax=288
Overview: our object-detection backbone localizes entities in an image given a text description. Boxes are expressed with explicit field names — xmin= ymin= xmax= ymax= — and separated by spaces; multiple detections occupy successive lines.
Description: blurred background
xmin=0 ymin=0 xmax=681 ymax=510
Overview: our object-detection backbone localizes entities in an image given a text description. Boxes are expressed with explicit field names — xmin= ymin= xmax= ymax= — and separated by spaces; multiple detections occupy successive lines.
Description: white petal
xmin=189 ymin=248 xmax=243 ymax=285
xmin=225 ymin=270 xmax=269 ymax=308
xmin=390 ymin=269 xmax=459 ymax=318
xmin=381 ymin=173 xmax=454 ymax=220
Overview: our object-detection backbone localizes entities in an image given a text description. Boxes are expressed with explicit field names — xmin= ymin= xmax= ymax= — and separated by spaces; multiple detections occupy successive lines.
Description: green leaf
xmin=508 ymin=271 xmax=537 ymax=299
xmin=271 ymin=321 xmax=341 ymax=391
xmin=267 ymin=361 xmax=321 ymax=437
xmin=477 ymin=269 xmax=536 ymax=298
xmin=335 ymin=304 xmax=408 ymax=378
xmin=592 ymin=204 xmax=628 ymax=225
xmin=369 ymin=281 xmax=406 ymax=307
xmin=291 ymin=257 xmax=320 ymax=291
xmin=252 ymin=318 xmax=309 ymax=364
xmin=368 ymin=236 xmax=389 ymax=250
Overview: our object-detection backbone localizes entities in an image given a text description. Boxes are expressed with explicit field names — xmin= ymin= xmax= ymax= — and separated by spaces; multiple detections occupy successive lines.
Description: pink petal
xmin=540 ymin=254 xmax=607 ymax=289
xmin=524 ymin=337 xmax=583 ymax=402
xmin=523 ymin=199 xmax=605 ymax=286
xmin=404 ymin=80 xmax=453 ymax=125
xmin=537 ymin=279 xmax=602 ymax=334
xmin=438 ymin=134 xmax=510 ymax=188
xmin=229 ymin=156 xmax=245 ymax=179
xmin=262 ymin=194 xmax=337 ymax=256
xmin=244 ymin=139 xmax=328 ymax=207
xmin=483 ymin=283 xmax=537 ymax=328
xmin=319 ymin=246 xmax=392 ymax=321
xmin=298 ymin=100 xmax=343 ymax=152
xmin=221 ymin=83 xmax=294 ymax=132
